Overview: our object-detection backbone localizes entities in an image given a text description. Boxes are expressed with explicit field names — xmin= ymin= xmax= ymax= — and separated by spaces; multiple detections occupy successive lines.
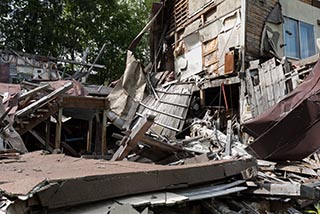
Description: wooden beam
xmin=19 ymin=84 xmax=50 ymax=101
xmin=112 ymin=115 xmax=155 ymax=161
xmin=55 ymin=107 xmax=63 ymax=149
xmin=292 ymin=53 xmax=319 ymax=67
xmin=61 ymin=142 xmax=80 ymax=157
xmin=141 ymin=135 xmax=183 ymax=153
xmin=16 ymin=102 xmax=59 ymax=135
xmin=94 ymin=113 xmax=102 ymax=155
xmin=29 ymin=130 xmax=53 ymax=152
xmin=45 ymin=119 xmax=51 ymax=151
xmin=200 ymin=89 xmax=206 ymax=106
xmin=62 ymin=96 xmax=109 ymax=110
xmin=16 ymin=82 xmax=73 ymax=118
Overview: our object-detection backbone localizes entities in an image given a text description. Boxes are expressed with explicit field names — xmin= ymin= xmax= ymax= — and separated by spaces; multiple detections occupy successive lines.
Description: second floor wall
xmin=246 ymin=0 xmax=320 ymax=62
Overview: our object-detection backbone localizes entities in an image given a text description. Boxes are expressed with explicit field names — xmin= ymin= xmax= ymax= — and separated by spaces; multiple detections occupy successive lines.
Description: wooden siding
xmin=168 ymin=0 xmax=189 ymax=33
xmin=298 ymin=0 xmax=320 ymax=8
xmin=299 ymin=0 xmax=312 ymax=4
xmin=245 ymin=0 xmax=279 ymax=61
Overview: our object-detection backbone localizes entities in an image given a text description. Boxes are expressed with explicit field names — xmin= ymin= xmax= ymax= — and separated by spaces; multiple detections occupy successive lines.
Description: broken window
xmin=284 ymin=17 xmax=316 ymax=59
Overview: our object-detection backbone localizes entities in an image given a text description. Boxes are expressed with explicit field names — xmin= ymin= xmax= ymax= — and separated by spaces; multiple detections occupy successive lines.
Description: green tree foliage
xmin=0 ymin=0 xmax=156 ymax=84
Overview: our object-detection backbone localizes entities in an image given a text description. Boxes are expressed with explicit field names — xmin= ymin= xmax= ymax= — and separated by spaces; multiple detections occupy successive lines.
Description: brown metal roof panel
xmin=244 ymin=60 xmax=320 ymax=161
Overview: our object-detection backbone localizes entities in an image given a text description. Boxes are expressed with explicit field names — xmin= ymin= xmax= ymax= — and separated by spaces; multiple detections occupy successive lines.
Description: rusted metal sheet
xmin=224 ymin=51 xmax=234 ymax=74
xmin=244 ymin=60 xmax=320 ymax=161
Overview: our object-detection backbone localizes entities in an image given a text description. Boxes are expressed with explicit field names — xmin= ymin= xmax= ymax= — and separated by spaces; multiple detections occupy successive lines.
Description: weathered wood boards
xmin=246 ymin=58 xmax=286 ymax=117
xmin=137 ymin=83 xmax=194 ymax=139
xmin=16 ymin=82 xmax=73 ymax=118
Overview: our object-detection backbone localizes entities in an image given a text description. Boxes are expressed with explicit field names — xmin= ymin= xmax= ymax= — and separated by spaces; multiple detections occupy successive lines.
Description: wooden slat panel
xmin=170 ymin=0 xmax=189 ymax=32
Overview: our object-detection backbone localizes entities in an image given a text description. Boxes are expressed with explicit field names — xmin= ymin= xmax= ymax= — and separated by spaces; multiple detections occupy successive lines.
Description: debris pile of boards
xmin=1 ymin=49 xmax=320 ymax=213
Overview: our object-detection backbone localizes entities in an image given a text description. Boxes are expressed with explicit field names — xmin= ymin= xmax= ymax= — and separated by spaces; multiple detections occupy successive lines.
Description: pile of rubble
xmin=1 ymin=6 xmax=320 ymax=211
xmin=0 ymin=48 xmax=320 ymax=213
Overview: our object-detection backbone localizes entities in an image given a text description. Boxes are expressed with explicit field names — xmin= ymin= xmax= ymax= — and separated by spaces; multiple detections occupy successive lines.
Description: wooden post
xmin=200 ymin=89 xmax=206 ymax=106
xmin=112 ymin=115 xmax=155 ymax=161
xmin=45 ymin=119 xmax=51 ymax=151
xmin=101 ymin=110 xmax=107 ymax=156
xmin=224 ymin=120 xmax=232 ymax=156
xmin=55 ymin=107 xmax=63 ymax=149
xmin=86 ymin=116 xmax=93 ymax=153
xmin=94 ymin=113 xmax=102 ymax=155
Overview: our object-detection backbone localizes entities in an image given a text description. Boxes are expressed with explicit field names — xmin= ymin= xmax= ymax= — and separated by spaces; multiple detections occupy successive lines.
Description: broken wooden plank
xmin=276 ymin=165 xmax=318 ymax=176
xmin=29 ymin=130 xmax=53 ymax=152
xmin=16 ymin=82 xmax=73 ymax=118
xmin=19 ymin=84 xmax=50 ymax=101
xmin=248 ymin=182 xmax=320 ymax=199
xmin=61 ymin=142 xmax=80 ymax=157
xmin=112 ymin=115 xmax=155 ymax=160
xmin=139 ymin=102 xmax=184 ymax=120
xmin=16 ymin=102 xmax=59 ymax=135
xmin=140 ymin=135 xmax=183 ymax=153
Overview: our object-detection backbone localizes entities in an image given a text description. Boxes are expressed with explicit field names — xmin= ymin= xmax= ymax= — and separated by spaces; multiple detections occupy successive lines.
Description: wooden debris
xmin=112 ymin=115 xmax=155 ymax=161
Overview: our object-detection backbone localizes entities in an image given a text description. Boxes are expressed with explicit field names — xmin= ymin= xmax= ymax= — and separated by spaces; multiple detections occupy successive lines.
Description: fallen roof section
xmin=0 ymin=151 xmax=256 ymax=210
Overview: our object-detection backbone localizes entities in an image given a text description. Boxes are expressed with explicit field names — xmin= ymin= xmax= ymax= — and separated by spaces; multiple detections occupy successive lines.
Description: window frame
xmin=284 ymin=17 xmax=316 ymax=60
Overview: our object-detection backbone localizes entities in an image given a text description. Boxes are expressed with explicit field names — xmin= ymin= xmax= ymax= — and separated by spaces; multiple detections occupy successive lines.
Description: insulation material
xmin=107 ymin=51 xmax=146 ymax=129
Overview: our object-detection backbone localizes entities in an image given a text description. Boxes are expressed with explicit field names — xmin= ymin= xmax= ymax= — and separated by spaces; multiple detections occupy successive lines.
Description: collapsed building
xmin=1 ymin=0 xmax=320 ymax=213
